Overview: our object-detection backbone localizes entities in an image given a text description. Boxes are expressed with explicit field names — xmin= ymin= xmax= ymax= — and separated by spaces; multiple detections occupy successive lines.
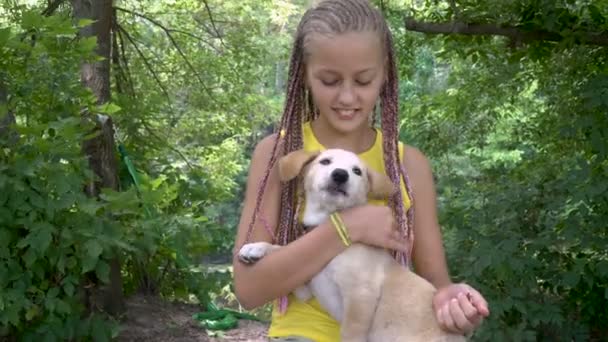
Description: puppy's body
xmin=239 ymin=149 xmax=465 ymax=342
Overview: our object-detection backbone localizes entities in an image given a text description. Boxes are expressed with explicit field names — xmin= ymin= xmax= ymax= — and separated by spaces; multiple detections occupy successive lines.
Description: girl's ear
xmin=278 ymin=150 xmax=320 ymax=182
xmin=367 ymin=168 xmax=395 ymax=199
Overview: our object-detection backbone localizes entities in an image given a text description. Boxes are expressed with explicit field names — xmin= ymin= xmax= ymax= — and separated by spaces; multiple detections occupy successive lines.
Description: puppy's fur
xmin=239 ymin=149 xmax=466 ymax=342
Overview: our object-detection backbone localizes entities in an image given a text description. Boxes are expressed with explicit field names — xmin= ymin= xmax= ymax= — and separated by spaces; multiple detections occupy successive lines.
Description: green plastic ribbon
xmin=118 ymin=144 xmax=153 ymax=218
xmin=118 ymin=145 xmax=263 ymax=332
xmin=192 ymin=302 xmax=264 ymax=331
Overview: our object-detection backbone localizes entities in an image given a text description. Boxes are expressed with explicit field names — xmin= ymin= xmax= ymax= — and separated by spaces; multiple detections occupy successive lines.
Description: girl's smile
xmin=334 ymin=108 xmax=358 ymax=120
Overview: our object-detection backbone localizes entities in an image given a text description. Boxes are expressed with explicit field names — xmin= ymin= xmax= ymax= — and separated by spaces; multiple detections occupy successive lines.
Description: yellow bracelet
xmin=330 ymin=213 xmax=351 ymax=246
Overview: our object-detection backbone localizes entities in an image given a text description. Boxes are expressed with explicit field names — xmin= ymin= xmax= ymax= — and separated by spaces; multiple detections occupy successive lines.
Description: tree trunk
xmin=71 ymin=0 xmax=125 ymax=316
xmin=0 ymin=76 xmax=17 ymax=145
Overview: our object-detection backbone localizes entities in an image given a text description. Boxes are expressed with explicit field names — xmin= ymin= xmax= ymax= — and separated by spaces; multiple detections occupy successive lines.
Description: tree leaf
xmin=21 ymin=11 xmax=43 ymax=30
xmin=25 ymin=305 xmax=39 ymax=321
xmin=0 ymin=28 xmax=11 ymax=47
xmin=25 ymin=222 xmax=55 ymax=255
xmin=563 ymin=271 xmax=580 ymax=287
xmin=78 ymin=36 xmax=98 ymax=53
xmin=82 ymin=240 xmax=103 ymax=273
xmin=95 ymin=260 xmax=110 ymax=283
xmin=77 ymin=19 xmax=96 ymax=28
xmin=22 ymin=248 xmax=37 ymax=267
xmin=588 ymin=5 xmax=605 ymax=25
xmin=97 ymin=102 xmax=121 ymax=115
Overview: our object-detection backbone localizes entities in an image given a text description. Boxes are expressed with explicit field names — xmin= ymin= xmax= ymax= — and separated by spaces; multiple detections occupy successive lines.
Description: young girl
xmin=232 ymin=1 xmax=490 ymax=341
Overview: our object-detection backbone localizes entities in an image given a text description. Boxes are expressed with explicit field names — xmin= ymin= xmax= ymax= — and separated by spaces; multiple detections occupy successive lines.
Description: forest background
xmin=1 ymin=0 xmax=607 ymax=341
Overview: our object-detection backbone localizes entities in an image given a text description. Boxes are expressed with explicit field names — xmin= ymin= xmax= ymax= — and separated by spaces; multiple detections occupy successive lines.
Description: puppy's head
xmin=279 ymin=149 xmax=394 ymax=210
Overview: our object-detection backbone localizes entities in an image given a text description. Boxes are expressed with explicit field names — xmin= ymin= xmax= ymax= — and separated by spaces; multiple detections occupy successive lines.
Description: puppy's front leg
xmin=238 ymin=242 xmax=280 ymax=264
xmin=294 ymin=285 xmax=313 ymax=302
xmin=340 ymin=288 xmax=380 ymax=342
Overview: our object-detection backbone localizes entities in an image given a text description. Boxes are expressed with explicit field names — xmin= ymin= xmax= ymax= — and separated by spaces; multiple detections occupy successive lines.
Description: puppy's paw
xmin=238 ymin=242 xmax=273 ymax=264
xmin=294 ymin=285 xmax=313 ymax=302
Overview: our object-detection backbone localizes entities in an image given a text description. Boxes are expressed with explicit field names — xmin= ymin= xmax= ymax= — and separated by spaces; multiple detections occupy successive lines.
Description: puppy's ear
xmin=278 ymin=150 xmax=319 ymax=182
xmin=367 ymin=168 xmax=395 ymax=199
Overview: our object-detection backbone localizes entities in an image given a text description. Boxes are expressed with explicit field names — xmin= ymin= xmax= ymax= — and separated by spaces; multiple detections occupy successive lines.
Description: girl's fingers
xmin=449 ymin=297 xmax=474 ymax=333
xmin=468 ymin=289 xmax=490 ymax=317
xmin=459 ymin=292 xmax=480 ymax=321
xmin=389 ymin=238 xmax=408 ymax=253
xmin=440 ymin=305 xmax=458 ymax=333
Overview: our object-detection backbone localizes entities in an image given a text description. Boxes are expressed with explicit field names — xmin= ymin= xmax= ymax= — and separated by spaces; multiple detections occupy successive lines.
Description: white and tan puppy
xmin=239 ymin=149 xmax=465 ymax=342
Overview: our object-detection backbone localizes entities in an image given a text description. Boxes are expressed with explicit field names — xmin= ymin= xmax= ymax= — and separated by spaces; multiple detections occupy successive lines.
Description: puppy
xmin=239 ymin=149 xmax=466 ymax=342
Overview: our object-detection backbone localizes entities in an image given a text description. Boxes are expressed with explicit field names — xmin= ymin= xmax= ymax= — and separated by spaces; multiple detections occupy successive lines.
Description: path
xmin=117 ymin=295 xmax=269 ymax=342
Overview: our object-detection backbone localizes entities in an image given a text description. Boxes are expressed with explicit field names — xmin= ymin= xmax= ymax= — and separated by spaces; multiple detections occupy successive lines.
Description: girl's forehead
xmin=304 ymin=31 xmax=384 ymax=72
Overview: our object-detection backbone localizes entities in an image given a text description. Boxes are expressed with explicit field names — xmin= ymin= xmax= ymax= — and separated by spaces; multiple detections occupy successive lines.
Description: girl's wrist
xmin=329 ymin=212 xmax=352 ymax=246
xmin=335 ymin=207 xmax=360 ymax=243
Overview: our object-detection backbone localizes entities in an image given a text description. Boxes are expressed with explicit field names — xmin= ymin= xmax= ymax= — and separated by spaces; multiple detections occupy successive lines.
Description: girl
xmin=232 ymin=0 xmax=490 ymax=341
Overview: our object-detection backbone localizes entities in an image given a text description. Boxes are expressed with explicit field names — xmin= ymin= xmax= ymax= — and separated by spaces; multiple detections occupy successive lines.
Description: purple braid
xmin=380 ymin=30 xmax=415 ymax=267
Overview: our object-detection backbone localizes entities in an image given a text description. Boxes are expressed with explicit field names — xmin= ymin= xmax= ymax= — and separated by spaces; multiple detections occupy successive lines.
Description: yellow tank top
xmin=267 ymin=121 xmax=411 ymax=341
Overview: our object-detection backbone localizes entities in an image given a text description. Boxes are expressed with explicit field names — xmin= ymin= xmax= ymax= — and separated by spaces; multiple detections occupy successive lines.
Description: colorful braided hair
xmin=242 ymin=0 xmax=415 ymax=312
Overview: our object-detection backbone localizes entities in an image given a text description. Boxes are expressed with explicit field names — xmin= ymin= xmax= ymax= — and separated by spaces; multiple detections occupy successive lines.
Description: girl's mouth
xmin=335 ymin=108 xmax=357 ymax=120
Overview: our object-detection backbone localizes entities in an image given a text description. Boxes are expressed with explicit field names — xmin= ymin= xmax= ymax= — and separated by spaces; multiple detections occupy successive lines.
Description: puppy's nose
xmin=331 ymin=169 xmax=349 ymax=184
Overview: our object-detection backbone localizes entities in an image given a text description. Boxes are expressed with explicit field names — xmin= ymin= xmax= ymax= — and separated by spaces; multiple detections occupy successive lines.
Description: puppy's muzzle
xmin=331 ymin=169 xmax=349 ymax=184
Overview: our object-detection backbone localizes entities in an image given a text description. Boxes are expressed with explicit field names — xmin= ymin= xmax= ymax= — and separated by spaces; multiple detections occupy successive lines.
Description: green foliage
xmin=4 ymin=0 xmax=606 ymax=340
xmin=0 ymin=10 xmax=124 ymax=340
xmin=106 ymin=0 xmax=293 ymax=305
xmin=389 ymin=1 xmax=608 ymax=340
xmin=0 ymin=0 xmax=289 ymax=338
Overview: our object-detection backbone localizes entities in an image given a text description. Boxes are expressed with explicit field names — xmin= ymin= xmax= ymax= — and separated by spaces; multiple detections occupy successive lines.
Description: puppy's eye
xmin=319 ymin=158 xmax=331 ymax=165
xmin=353 ymin=167 xmax=362 ymax=176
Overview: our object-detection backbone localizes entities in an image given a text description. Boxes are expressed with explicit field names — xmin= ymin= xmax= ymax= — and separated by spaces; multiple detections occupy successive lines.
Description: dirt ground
xmin=117 ymin=295 xmax=270 ymax=342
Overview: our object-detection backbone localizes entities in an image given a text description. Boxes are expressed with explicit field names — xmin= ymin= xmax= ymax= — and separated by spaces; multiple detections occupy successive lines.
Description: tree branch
xmin=114 ymin=7 xmax=217 ymax=101
xmin=113 ymin=24 xmax=136 ymax=97
xmin=42 ymin=0 xmax=66 ymax=16
xmin=404 ymin=18 xmax=608 ymax=46
xmin=113 ymin=6 xmax=220 ymax=52
xmin=200 ymin=0 xmax=227 ymax=49
xmin=0 ymin=79 xmax=17 ymax=146
xmin=140 ymin=120 xmax=196 ymax=171
xmin=447 ymin=0 xmax=461 ymax=20
xmin=116 ymin=24 xmax=172 ymax=103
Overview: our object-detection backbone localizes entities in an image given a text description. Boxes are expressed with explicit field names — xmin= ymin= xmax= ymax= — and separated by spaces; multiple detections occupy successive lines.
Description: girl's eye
xmin=353 ymin=167 xmax=362 ymax=176
xmin=319 ymin=158 xmax=331 ymax=165
xmin=356 ymin=80 xmax=372 ymax=86
xmin=321 ymin=79 xmax=338 ymax=86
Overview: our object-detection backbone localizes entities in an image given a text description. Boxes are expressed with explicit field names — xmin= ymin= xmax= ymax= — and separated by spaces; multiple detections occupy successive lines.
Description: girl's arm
xmin=402 ymin=145 xmax=452 ymax=289
xmin=232 ymin=134 xmax=406 ymax=310
xmin=403 ymin=145 xmax=490 ymax=334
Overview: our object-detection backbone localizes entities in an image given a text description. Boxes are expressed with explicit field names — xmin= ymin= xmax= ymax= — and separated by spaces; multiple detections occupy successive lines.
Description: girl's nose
xmin=337 ymin=83 xmax=356 ymax=105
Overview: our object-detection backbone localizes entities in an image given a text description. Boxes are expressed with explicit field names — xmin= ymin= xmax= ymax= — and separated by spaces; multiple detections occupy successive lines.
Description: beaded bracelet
xmin=329 ymin=213 xmax=351 ymax=247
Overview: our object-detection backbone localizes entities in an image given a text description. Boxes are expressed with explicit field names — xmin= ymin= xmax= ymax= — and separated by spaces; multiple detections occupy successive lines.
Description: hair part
xmin=241 ymin=0 xmax=415 ymax=310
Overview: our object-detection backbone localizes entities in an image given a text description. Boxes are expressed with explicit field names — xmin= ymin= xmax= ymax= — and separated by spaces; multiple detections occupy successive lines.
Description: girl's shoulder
xmin=254 ymin=132 xmax=281 ymax=153
xmin=400 ymin=143 xmax=435 ymax=191
xmin=251 ymin=133 xmax=286 ymax=163
xmin=401 ymin=144 xmax=428 ymax=165
xmin=247 ymin=133 xmax=285 ymax=183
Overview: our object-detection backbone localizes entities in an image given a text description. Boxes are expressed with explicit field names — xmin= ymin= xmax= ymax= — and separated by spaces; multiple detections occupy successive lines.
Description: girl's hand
xmin=339 ymin=204 xmax=408 ymax=254
xmin=433 ymin=283 xmax=489 ymax=335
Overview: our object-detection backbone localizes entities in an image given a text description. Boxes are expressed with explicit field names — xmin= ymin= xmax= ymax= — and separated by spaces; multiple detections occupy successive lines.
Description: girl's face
xmin=305 ymin=31 xmax=385 ymax=134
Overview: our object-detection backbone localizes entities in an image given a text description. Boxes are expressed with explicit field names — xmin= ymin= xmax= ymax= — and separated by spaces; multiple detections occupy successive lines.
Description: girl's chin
xmin=315 ymin=110 xmax=371 ymax=132
xmin=328 ymin=116 xmax=368 ymax=132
